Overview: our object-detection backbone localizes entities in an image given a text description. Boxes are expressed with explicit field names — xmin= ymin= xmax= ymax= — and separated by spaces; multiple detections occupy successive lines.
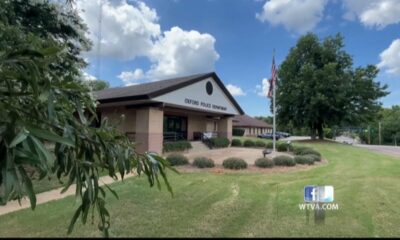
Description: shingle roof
xmin=94 ymin=72 xmax=244 ymax=115
xmin=94 ymin=72 xmax=209 ymax=101
xmin=232 ymin=114 xmax=272 ymax=128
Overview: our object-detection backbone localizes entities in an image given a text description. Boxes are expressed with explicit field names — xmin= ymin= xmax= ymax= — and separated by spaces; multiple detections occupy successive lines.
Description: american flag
xmin=267 ymin=55 xmax=277 ymax=98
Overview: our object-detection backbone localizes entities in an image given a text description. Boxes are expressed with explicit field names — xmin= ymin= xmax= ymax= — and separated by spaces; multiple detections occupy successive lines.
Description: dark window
xmin=206 ymin=81 xmax=213 ymax=95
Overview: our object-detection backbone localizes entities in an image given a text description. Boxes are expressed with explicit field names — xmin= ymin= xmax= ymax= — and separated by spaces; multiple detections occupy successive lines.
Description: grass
xmin=31 ymin=170 xmax=109 ymax=194
xmin=1 ymin=141 xmax=400 ymax=237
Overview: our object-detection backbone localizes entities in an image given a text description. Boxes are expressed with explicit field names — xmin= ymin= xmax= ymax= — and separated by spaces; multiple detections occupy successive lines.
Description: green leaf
xmin=40 ymin=46 xmax=60 ymax=56
xmin=102 ymin=183 xmax=119 ymax=200
xmin=61 ymin=166 xmax=76 ymax=194
xmin=29 ymin=136 xmax=54 ymax=165
xmin=67 ymin=205 xmax=82 ymax=234
xmin=9 ymin=128 xmax=29 ymax=148
xmin=18 ymin=166 xmax=36 ymax=210
xmin=26 ymin=125 xmax=74 ymax=147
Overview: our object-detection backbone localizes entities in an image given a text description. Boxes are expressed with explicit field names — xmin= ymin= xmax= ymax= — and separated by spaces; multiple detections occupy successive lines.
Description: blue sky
xmin=78 ymin=0 xmax=400 ymax=117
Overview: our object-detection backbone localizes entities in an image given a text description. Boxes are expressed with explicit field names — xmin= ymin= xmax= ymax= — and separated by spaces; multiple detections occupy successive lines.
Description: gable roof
xmin=94 ymin=72 xmax=244 ymax=114
xmin=232 ymin=114 xmax=272 ymax=128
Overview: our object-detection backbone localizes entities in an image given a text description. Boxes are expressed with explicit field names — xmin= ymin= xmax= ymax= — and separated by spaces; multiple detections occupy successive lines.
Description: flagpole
xmin=272 ymin=50 xmax=276 ymax=152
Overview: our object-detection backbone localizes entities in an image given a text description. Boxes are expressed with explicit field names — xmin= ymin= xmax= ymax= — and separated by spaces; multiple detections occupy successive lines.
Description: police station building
xmin=94 ymin=72 xmax=244 ymax=154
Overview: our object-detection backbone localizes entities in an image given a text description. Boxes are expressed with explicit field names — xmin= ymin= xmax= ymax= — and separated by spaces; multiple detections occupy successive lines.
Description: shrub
xmin=255 ymin=140 xmax=266 ymax=147
xmin=163 ymin=141 xmax=192 ymax=153
xmin=266 ymin=142 xmax=273 ymax=149
xmin=294 ymin=147 xmax=321 ymax=157
xmin=324 ymin=128 xmax=333 ymax=139
xmin=243 ymin=139 xmax=255 ymax=147
xmin=231 ymin=139 xmax=242 ymax=147
xmin=294 ymin=155 xmax=315 ymax=165
xmin=255 ymin=157 xmax=274 ymax=168
xmin=222 ymin=157 xmax=247 ymax=169
xmin=293 ymin=146 xmax=309 ymax=154
xmin=193 ymin=157 xmax=215 ymax=168
xmin=277 ymin=142 xmax=289 ymax=152
xmin=210 ymin=137 xmax=230 ymax=148
xmin=273 ymin=155 xmax=296 ymax=167
xmin=233 ymin=128 xmax=245 ymax=136
xmin=166 ymin=153 xmax=189 ymax=166
xmin=304 ymin=154 xmax=321 ymax=162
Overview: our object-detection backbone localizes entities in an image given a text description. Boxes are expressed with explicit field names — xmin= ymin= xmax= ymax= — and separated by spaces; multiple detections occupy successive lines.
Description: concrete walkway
xmin=0 ymin=172 xmax=137 ymax=216
xmin=354 ymin=144 xmax=400 ymax=158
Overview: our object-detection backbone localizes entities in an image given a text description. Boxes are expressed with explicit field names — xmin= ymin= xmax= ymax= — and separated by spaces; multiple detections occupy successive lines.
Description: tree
xmin=380 ymin=106 xmax=400 ymax=145
xmin=358 ymin=106 xmax=400 ymax=145
xmin=87 ymin=79 xmax=110 ymax=91
xmin=0 ymin=0 xmax=174 ymax=237
xmin=254 ymin=116 xmax=273 ymax=125
xmin=276 ymin=33 xmax=388 ymax=140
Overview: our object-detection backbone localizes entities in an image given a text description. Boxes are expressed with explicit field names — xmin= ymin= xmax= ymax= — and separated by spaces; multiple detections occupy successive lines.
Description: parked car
xmin=277 ymin=131 xmax=291 ymax=138
xmin=257 ymin=133 xmax=281 ymax=140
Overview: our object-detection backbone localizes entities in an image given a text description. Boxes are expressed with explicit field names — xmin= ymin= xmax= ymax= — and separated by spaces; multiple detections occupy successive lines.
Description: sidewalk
xmin=0 ymin=172 xmax=137 ymax=216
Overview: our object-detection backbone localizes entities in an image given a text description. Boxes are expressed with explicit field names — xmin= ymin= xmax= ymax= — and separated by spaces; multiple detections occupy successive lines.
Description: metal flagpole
xmin=272 ymin=50 xmax=276 ymax=152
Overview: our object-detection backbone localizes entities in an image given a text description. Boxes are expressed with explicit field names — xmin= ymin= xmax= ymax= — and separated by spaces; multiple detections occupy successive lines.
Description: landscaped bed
xmin=1 ymin=141 xmax=400 ymax=237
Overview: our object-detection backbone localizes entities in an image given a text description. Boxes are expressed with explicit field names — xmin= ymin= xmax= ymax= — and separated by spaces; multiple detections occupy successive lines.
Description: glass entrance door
xmin=163 ymin=115 xmax=187 ymax=141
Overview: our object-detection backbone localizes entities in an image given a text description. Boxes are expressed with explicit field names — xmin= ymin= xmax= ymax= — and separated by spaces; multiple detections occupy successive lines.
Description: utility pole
xmin=378 ymin=121 xmax=382 ymax=145
xmin=368 ymin=125 xmax=371 ymax=145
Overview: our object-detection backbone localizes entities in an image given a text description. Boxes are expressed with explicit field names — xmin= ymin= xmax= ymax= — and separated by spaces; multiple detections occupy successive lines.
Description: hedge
xmin=255 ymin=157 xmax=274 ymax=168
xmin=294 ymin=155 xmax=315 ymax=165
xmin=294 ymin=146 xmax=321 ymax=157
xmin=222 ymin=157 xmax=248 ymax=169
xmin=193 ymin=157 xmax=215 ymax=168
xmin=255 ymin=140 xmax=266 ymax=147
xmin=210 ymin=137 xmax=230 ymax=148
xmin=273 ymin=155 xmax=296 ymax=166
xmin=163 ymin=141 xmax=192 ymax=153
xmin=304 ymin=154 xmax=321 ymax=162
xmin=243 ymin=139 xmax=255 ymax=147
xmin=232 ymin=128 xmax=245 ymax=136
xmin=231 ymin=139 xmax=242 ymax=147
xmin=166 ymin=153 xmax=189 ymax=166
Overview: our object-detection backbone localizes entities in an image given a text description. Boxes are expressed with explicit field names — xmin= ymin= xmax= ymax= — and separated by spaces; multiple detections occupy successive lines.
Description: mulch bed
xmin=173 ymin=158 xmax=328 ymax=174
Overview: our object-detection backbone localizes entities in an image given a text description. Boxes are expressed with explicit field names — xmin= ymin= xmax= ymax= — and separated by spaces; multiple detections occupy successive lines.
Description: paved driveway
xmin=281 ymin=136 xmax=311 ymax=141
xmin=183 ymin=147 xmax=291 ymax=165
xmin=354 ymin=144 xmax=400 ymax=158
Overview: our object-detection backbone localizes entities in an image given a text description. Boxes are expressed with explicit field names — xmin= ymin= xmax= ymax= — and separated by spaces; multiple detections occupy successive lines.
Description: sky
xmin=77 ymin=0 xmax=400 ymax=117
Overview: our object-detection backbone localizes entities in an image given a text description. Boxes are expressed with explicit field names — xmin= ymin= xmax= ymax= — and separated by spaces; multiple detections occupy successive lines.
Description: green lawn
xmin=32 ymin=170 xmax=109 ymax=194
xmin=1 ymin=141 xmax=400 ymax=237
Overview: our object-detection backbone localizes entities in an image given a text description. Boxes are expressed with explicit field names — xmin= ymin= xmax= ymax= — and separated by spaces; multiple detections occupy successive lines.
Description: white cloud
xmin=77 ymin=0 xmax=219 ymax=85
xmin=145 ymin=27 xmax=219 ymax=81
xmin=256 ymin=78 xmax=270 ymax=97
xmin=81 ymin=71 xmax=97 ymax=81
xmin=256 ymin=0 xmax=328 ymax=34
xmin=226 ymin=84 xmax=246 ymax=96
xmin=342 ymin=0 xmax=400 ymax=29
xmin=77 ymin=0 xmax=160 ymax=60
xmin=377 ymin=39 xmax=400 ymax=75
xmin=117 ymin=69 xmax=144 ymax=85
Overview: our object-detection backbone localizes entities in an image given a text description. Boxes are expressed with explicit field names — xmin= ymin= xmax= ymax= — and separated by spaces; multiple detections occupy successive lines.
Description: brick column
xmin=218 ymin=117 xmax=232 ymax=141
xmin=135 ymin=107 xmax=164 ymax=154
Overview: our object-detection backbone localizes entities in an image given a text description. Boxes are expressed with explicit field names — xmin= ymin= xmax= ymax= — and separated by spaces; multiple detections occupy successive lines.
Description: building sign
xmin=184 ymin=98 xmax=227 ymax=111
xmin=152 ymin=77 xmax=240 ymax=115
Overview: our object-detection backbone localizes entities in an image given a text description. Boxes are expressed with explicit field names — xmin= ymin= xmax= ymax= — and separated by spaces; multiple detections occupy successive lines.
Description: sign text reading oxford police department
xmin=184 ymin=98 xmax=227 ymax=111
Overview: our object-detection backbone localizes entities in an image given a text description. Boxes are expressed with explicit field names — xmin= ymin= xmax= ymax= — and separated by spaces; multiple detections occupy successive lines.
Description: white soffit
xmin=152 ymin=77 xmax=240 ymax=115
